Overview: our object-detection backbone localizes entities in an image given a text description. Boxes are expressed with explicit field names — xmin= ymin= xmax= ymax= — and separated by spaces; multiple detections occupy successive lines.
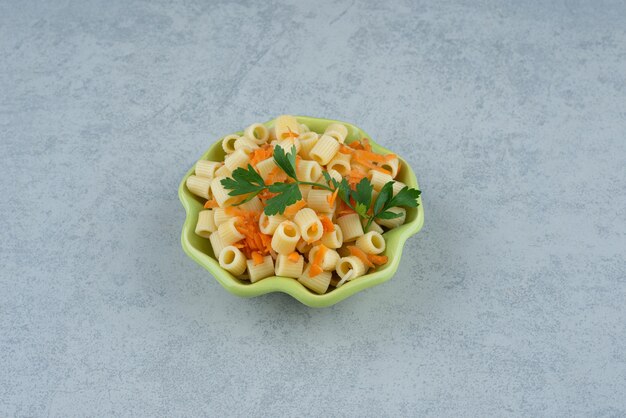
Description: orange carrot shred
xmin=288 ymin=252 xmax=300 ymax=262
xmin=367 ymin=254 xmax=388 ymax=266
xmin=327 ymin=188 xmax=339 ymax=207
xmin=348 ymin=246 xmax=375 ymax=268
xmin=252 ymin=251 xmax=264 ymax=265
xmin=320 ymin=215 xmax=335 ymax=232
xmin=284 ymin=200 xmax=306 ymax=217
xmin=203 ymin=199 xmax=219 ymax=209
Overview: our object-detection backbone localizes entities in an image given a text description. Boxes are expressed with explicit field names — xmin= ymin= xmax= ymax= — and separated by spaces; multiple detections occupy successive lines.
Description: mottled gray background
xmin=1 ymin=0 xmax=625 ymax=416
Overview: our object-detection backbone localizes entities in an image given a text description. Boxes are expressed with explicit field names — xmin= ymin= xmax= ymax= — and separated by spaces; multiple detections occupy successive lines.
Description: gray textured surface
xmin=1 ymin=0 xmax=625 ymax=416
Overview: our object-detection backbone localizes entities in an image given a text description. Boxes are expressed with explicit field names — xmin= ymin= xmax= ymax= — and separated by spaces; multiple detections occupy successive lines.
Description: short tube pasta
xmin=308 ymin=245 xmax=340 ymax=270
xmin=238 ymin=196 xmax=264 ymax=213
xmin=296 ymin=160 xmax=322 ymax=183
xmin=298 ymin=132 xmax=319 ymax=159
xmin=211 ymin=176 xmax=238 ymax=207
xmin=234 ymin=137 xmax=259 ymax=151
xmin=298 ymin=264 xmax=331 ymax=294
xmin=209 ymin=231 xmax=225 ymax=257
xmin=320 ymin=224 xmax=343 ymax=249
xmin=326 ymin=152 xmax=351 ymax=176
xmin=224 ymin=147 xmax=252 ymax=172
xmin=362 ymin=217 xmax=384 ymax=234
xmin=337 ymin=213 xmax=364 ymax=242
xmin=259 ymin=213 xmax=286 ymax=235
xmin=392 ymin=180 xmax=407 ymax=196
xmin=195 ymin=210 xmax=216 ymax=237
xmin=275 ymin=254 xmax=304 ymax=278
xmin=381 ymin=156 xmax=400 ymax=178
xmin=306 ymin=189 xmax=335 ymax=213
xmin=255 ymin=157 xmax=277 ymax=182
xmin=218 ymin=217 xmax=245 ymax=246
xmin=219 ymin=246 xmax=247 ymax=276
xmin=246 ymin=256 xmax=274 ymax=283
xmin=214 ymin=164 xmax=232 ymax=178
xmin=244 ymin=123 xmax=270 ymax=144
xmin=336 ymin=256 xmax=367 ymax=281
xmin=309 ymin=134 xmax=339 ymax=165
xmin=369 ymin=170 xmax=394 ymax=192
xmin=271 ymin=221 xmax=301 ymax=255
xmin=222 ymin=134 xmax=240 ymax=154
xmin=298 ymin=184 xmax=312 ymax=200
xmin=277 ymin=138 xmax=301 ymax=154
xmin=356 ymin=231 xmax=386 ymax=254
xmin=186 ymin=175 xmax=212 ymax=200
xmin=324 ymin=123 xmax=348 ymax=143
xmin=294 ymin=208 xmax=323 ymax=243
xmin=195 ymin=160 xmax=221 ymax=179
xmin=213 ymin=207 xmax=230 ymax=227
xmin=376 ymin=207 xmax=406 ymax=229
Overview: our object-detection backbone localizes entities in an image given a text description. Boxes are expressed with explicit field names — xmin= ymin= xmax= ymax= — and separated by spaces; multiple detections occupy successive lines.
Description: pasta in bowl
xmin=179 ymin=116 xmax=424 ymax=307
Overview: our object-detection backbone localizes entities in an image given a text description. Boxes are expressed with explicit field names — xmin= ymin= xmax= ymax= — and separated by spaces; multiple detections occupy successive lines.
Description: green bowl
xmin=179 ymin=116 xmax=424 ymax=307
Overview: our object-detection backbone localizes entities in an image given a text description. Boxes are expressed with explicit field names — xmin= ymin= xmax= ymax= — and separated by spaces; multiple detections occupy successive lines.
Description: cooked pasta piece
xmin=259 ymin=213 xmax=286 ymax=235
xmin=298 ymin=184 xmax=312 ymax=200
xmin=271 ymin=221 xmax=301 ymax=255
xmin=376 ymin=207 xmax=406 ymax=229
xmin=195 ymin=160 xmax=221 ymax=179
xmin=246 ymin=256 xmax=274 ymax=283
xmin=381 ymin=156 xmax=400 ymax=178
xmin=244 ymin=123 xmax=270 ymax=144
xmin=326 ymin=152 xmax=351 ymax=176
xmin=218 ymin=217 xmax=245 ymax=246
xmin=219 ymin=246 xmax=247 ymax=276
xmin=276 ymin=138 xmax=301 ymax=154
xmin=337 ymin=213 xmax=364 ymax=242
xmin=307 ymin=189 xmax=335 ymax=213
xmin=326 ymin=169 xmax=343 ymax=184
xmin=195 ymin=210 xmax=216 ymax=237
xmin=211 ymin=176 xmax=239 ymax=207
xmin=186 ymin=175 xmax=212 ymax=200
xmin=224 ymin=147 xmax=252 ymax=172
xmin=336 ymin=255 xmax=367 ymax=281
xmin=294 ymin=208 xmax=324 ymax=243
xmin=324 ymin=123 xmax=348 ymax=143
xmin=298 ymin=264 xmax=331 ymax=294
xmin=355 ymin=231 xmax=386 ymax=254
xmin=369 ymin=170 xmax=394 ymax=192
xmin=213 ymin=207 xmax=230 ymax=227
xmin=299 ymin=123 xmax=310 ymax=133
xmin=309 ymin=134 xmax=339 ymax=165
xmin=275 ymin=253 xmax=304 ymax=278
xmin=238 ymin=196 xmax=264 ymax=213
xmin=273 ymin=115 xmax=300 ymax=141
xmin=296 ymin=239 xmax=313 ymax=254
xmin=214 ymin=164 xmax=232 ymax=178
xmin=362 ymin=217 xmax=384 ymax=234
xmin=234 ymin=137 xmax=259 ymax=151
xmin=298 ymin=132 xmax=319 ymax=159
xmin=222 ymin=134 xmax=240 ymax=154
xmin=209 ymin=231 xmax=225 ymax=257
xmin=255 ymin=157 xmax=277 ymax=181
xmin=320 ymin=223 xmax=343 ymax=249
xmin=391 ymin=180 xmax=407 ymax=196
xmin=309 ymin=245 xmax=340 ymax=270
xmin=296 ymin=160 xmax=322 ymax=183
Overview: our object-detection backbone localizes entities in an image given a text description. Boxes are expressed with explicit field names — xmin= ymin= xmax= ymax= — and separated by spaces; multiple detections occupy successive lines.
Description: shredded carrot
xmin=251 ymin=252 xmax=264 ymax=265
xmin=288 ymin=252 xmax=300 ymax=262
xmin=327 ymin=188 xmax=339 ymax=207
xmin=348 ymin=246 xmax=375 ymax=268
xmin=249 ymin=144 xmax=273 ymax=167
xmin=384 ymin=153 xmax=397 ymax=161
xmin=309 ymin=244 xmax=328 ymax=277
xmin=362 ymin=138 xmax=372 ymax=152
xmin=367 ymin=254 xmax=388 ymax=266
xmin=266 ymin=166 xmax=287 ymax=185
xmin=309 ymin=264 xmax=323 ymax=277
xmin=337 ymin=200 xmax=356 ymax=215
xmin=281 ymin=126 xmax=299 ymax=139
xmin=203 ymin=199 xmax=219 ymax=209
xmin=224 ymin=206 xmax=273 ymax=258
xmin=284 ymin=199 xmax=306 ymax=217
xmin=339 ymin=145 xmax=354 ymax=154
xmin=320 ymin=215 xmax=335 ymax=232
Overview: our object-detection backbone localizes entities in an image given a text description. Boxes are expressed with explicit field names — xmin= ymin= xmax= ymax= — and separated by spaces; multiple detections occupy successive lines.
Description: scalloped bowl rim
xmin=179 ymin=116 xmax=424 ymax=307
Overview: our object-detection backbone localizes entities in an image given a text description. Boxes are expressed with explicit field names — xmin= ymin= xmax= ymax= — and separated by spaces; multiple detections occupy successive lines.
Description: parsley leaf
xmin=388 ymin=186 xmax=421 ymax=208
xmin=354 ymin=177 xmax=373 ymax=210
xmin=264 ymin=182 xmax=302 ymax=215
xmin=374 ymin=181 xmax=394 ymax=215
xmin=221 ymin=164 xmax=265 ymax=196
xmin=377 ymin=210 xmax=403 ymax=219
xmin=273 ymin=145 xmax=298 ymax=180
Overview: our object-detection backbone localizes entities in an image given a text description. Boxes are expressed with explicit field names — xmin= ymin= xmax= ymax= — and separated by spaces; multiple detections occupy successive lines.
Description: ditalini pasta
xmin=189 ymin=115 xmax=421 ymax=294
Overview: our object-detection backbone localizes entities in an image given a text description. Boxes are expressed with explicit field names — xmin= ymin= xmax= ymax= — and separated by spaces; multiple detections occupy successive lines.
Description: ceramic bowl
xmin=179 ymin=116 xmax=424 ymax=307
